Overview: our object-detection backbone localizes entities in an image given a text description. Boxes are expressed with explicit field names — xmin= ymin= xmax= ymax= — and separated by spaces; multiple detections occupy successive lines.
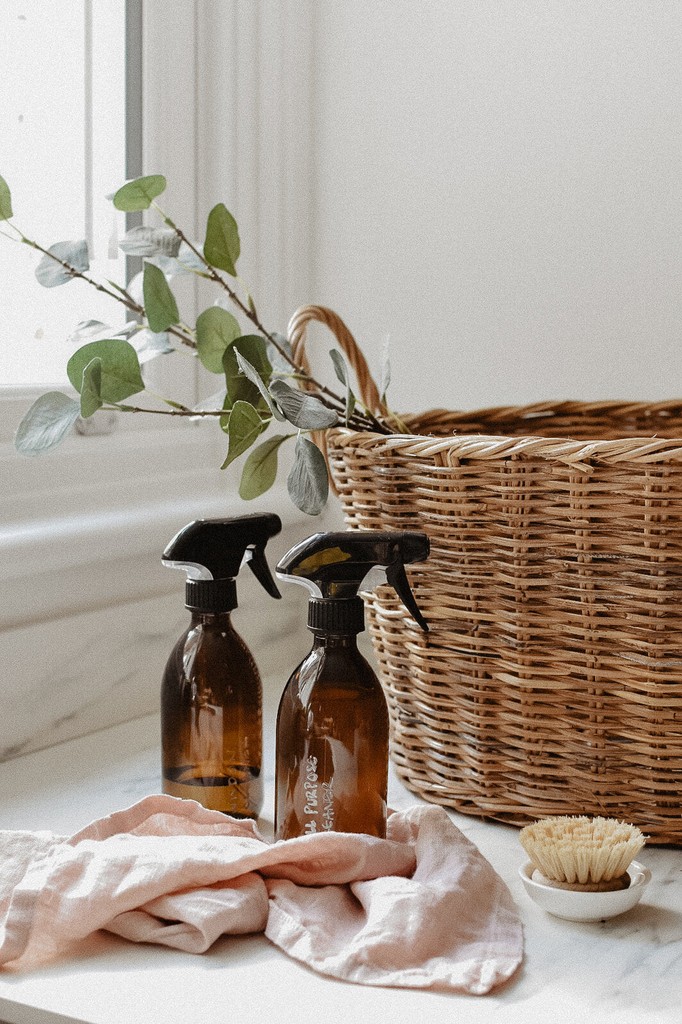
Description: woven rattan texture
xmin=328 ymin=407 xmax=682 ymax=843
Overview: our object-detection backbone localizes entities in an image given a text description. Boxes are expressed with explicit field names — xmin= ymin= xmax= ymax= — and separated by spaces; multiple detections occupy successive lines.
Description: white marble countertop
xmin=0 ymin=689 xmax=680 ymax=1024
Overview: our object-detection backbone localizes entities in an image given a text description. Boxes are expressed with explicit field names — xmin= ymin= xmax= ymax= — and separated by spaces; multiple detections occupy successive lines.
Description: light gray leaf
xmin=235 ymin=350 xmax=284 ymax=421
xmin=269 ymin=379 xmax=338 ymax=430
xmin=267 ymin=332 xmax=294 ymax=374
xmin=35 ymin=240 xmax=89 ymax=288
xmin=14 ymin=392 xmax=81 ymax=455
xmin=192 ymin=387 xmax=227 ymax=416
xmin=287 ymin=436 xmax=329 ymax=515
xmin=132 ymin=328 xmax=174 ymax=364
xmin=119 ymin=225 xmax=181 ymax=258
xmin=67 ymin=320 xmax=108 ymax=346
xmin=380 ymin=335 xmax=392 ymax=400
xmin=149 ymin=242 xmax=206 ymax=277
xmin=329 ymin=348 xmax=356 ymax=424
xmin=127 ymin=270 xmax=144 ymax=305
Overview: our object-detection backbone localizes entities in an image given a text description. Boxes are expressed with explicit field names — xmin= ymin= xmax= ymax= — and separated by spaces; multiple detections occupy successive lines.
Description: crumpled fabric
xmin=0 ymin=795 xmax=522 ymax=994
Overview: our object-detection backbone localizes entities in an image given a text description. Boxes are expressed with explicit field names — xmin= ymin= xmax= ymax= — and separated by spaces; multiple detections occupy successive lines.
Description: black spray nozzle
xmin=163 ymin=514 xmax=282 ymax=611
xmin=276 ymin=530 xmax=429 ymax=631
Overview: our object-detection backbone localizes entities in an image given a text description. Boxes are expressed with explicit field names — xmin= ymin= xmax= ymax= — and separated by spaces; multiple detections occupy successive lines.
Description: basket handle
xmin=287 ymin=305 xmax=388 ymax=417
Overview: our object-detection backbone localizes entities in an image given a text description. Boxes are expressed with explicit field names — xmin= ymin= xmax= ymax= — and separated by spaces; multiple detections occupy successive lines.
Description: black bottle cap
xmin=162 ymin=514 xmax=282 ymax=613
xmin=277 ymin=530 xmax=430 ymax=631
xmin=185 ymin=578 xmax=238 ymax=613
xmin=308 ymin=597 xmax=365 ymax=635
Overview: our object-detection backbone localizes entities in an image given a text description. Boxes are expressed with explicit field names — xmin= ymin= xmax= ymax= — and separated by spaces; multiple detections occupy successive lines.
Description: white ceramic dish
xmin=519 ymin=860 xmax=651 ymax=922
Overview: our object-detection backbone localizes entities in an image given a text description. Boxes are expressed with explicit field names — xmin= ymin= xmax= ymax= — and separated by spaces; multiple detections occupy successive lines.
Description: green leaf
xmin=80 ymin=358 xmax=103 ymax=418
xmin=119 ymin=225 xmax=180 ymax=258
xmin=235 ymin=350 xmax=283 ymax=421
xmin=0 ymin=174 xmax=13 ymax=220
xmin=239 ymin=434 xmax=291 ymax=500
xmin=35 ymin=240 xmax=89 ymax=287
xmin=221 ymin=400 xmax=268 ymax=469
xmin=14 ymin=392 xmax=81 ymax=456
xmin=287 ymin=436 xmax=329 ymax=515
xmin=113 ymin=175 xmax=167 ymax=212
xmin=269 ymin=379 xmax=338 ymax=430
xmin=329 ymin=348 xmax=356 ymax=424
xmin=195 ymin=306 xmax=241 ymax=373
xmin=223 ymin=335 xmax=272 ymax=412
xmin=143 ymin=261 xmax=179 ymax=332
xmin=203 ymin=203 xmax=240 ymax=276
xmin=67 ymin=338 xmax=145 ymax=402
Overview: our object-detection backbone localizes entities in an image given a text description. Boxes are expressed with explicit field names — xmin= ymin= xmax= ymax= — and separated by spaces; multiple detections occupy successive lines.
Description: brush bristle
xmin=520 ymin=815 xmax=646 ymax=885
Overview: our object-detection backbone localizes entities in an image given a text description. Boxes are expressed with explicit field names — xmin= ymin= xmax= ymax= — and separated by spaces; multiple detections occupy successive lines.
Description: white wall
xmin=5 ymin=1 xmax=681 ymax=762
xmin=312 ymin=1 xmax=682 ymax=414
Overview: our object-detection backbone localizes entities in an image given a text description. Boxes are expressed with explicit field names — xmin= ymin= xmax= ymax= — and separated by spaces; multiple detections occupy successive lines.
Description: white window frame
xmin=0 ymin=0 xmax=317 ymax=624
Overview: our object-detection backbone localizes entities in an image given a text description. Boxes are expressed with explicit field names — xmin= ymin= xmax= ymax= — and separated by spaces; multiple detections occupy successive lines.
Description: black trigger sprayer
xmin=274 ymin=530 xmax=429 ymax=839
xmin=160 ymin=514 xmax=281 ymax=819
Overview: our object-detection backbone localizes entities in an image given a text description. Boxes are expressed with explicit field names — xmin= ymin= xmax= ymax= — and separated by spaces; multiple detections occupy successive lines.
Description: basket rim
xmin=328 ymin=399 xmax=682 ymax=468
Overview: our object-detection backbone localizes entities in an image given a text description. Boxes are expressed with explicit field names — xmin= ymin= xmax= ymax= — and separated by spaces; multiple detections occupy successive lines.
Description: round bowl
xmin=518 ymin=860 xmax=651 ymax=922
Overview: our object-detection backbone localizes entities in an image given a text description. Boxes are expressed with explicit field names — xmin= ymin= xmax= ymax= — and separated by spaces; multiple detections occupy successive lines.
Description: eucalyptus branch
xmin=19 ymin=233 xmax=197 ymax=351
xmin=152 ymin=203 xmax=383 ymax=428
xmin=5 ymin=169 xmax=397 ymax=513
xmin=153 ymin=206 xmax=287 ymax=353
xmin=20 ymin=235 xmax=143 ymax=314
xmin=109 ymin=402 xmax=228 ymax=417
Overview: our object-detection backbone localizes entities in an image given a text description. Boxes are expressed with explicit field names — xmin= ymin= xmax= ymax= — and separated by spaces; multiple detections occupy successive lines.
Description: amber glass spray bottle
xmin=274 ymin=531 xmax=429 ymax=839
xmin=161 ymin=515 xmax=281 ymax=819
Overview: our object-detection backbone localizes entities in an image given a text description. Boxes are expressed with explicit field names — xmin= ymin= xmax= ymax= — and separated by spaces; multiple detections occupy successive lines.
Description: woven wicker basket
xmin=288 ymin=305 xmax=682 ymax=844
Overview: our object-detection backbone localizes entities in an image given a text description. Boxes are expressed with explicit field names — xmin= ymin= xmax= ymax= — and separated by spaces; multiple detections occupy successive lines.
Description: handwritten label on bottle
xmin=302 ymin=755 xmax=335 ymax=833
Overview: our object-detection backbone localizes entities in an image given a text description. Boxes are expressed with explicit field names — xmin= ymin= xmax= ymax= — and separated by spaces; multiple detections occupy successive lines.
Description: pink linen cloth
xmin=0 ymin=795 xmax=522 ymax=994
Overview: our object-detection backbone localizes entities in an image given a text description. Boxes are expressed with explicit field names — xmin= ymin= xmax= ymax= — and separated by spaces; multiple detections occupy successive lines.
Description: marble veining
xmin=0 ymin=698 xmax=680 ymax=1024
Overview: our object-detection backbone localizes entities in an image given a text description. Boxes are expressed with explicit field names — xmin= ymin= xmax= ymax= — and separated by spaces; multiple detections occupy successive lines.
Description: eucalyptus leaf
xmin=204 ymin=203 xmax=240 ymax=276
xmin=80 ymin=357 xmax=103 ymax=418
xmin=239 ymin=434 xmax=291 ymax=500
xmin=223 ymin=336 xmax=273 ymax=413
xmin=67 ymin=338 xmax=145 ymax=402
xmin=329 ymin=348 xmax=356 ymax=424
xmin=127 ymin=270 xmax=144 ymax=305
xmin=151 ymin=242 xmax=206 ymax=277
xmin=192 ymin=387 xmax=227 ymax=422
xmin=287 ymin=436 xmax=329 ymax=515
xmin=35 ymin=240 xmax=89 ymax=288
xmin=111 ymin=321 xmax=143 ymax=341
xmin=0 ymin=174 xmax=12 ymax=220
xmin=113 ymin=175 xmax=167 ymax=212
xmin=119 ymin=225 xmax=181 ymax=258
xmin=380 ymin=335 xmax=392 ymax=401
xmin=132 ymin=328 xmax=174 ymax=364
xmin=235 ymin=350 xmax=283 ymax=421
xmin=143 ymin=261 xmax=179 ymax=332
xmin=267 ymin=331 xmax=294 ymax=374
xmin=195 ymin=306 xmax=241 ymax=373
xmin=14 ymin=392 xmax=81 ymax=455
xmin=269 ymin=379 xmax=338 ymax=430
xmin=67 ymin=320 xmax=108 ymax=345
xmin=221 ymin=400 xmax=268 ymax=469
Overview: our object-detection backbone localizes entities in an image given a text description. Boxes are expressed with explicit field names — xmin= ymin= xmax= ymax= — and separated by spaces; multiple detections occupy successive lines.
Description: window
xmin=1 ymin=1 xmax=127 ymax=387
xmin=0 ymin=2 xmax=314 ymax=616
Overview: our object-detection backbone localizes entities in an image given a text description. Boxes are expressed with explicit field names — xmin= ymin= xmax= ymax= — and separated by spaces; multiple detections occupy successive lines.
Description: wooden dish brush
xmin=520 ymin=815 xmax=647 ymax=892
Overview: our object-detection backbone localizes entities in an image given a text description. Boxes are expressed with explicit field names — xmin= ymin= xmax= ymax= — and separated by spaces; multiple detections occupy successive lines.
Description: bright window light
xmin=1 ymin=0 xmax=126 ymax=387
